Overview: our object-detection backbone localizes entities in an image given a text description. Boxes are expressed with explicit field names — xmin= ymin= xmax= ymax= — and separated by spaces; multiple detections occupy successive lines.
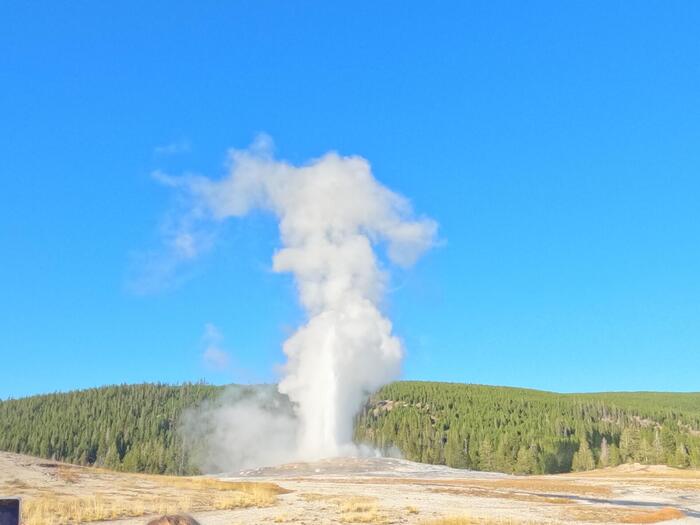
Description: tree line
xmin=354 ymin=381 xmax=700 ymax=474
xmin=0 ymin=383 xmax=222 ymax=474
xmin=1 ymin=381 xmax=699 ymax=475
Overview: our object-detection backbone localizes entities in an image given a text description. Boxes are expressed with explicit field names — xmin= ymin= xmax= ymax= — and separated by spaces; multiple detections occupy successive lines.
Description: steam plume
xmin=170 ymin=136 xmax=437 ymax=467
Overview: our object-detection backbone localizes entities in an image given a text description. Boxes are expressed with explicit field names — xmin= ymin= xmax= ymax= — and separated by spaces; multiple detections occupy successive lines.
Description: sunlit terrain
xmin=3 ymin=452 xmax=698 ymax=525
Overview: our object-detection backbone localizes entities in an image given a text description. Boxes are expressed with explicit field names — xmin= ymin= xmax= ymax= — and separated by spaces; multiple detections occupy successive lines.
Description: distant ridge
xmin=354 ymin=381 xmax=700 ymax=474
xmin=1 ymin=381 xmax=698 ymax=475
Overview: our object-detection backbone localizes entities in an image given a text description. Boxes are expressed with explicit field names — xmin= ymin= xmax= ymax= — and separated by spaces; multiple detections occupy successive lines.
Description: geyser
xmin=169 ymin=137 xmax=437 ymax=468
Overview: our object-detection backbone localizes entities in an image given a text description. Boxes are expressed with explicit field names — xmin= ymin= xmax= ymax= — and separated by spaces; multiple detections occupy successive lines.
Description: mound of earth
xmin=230 ymin=455 xmax=509 ymax=479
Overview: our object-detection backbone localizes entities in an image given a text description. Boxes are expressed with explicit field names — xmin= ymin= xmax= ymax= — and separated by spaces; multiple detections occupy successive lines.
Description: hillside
xmin=354 ymin=382 xmax=700 ymax=474
xmin=1 ymin=381 xmax=699 ymax=475
xmin=0 ymin=383 xmax=224 ymax=474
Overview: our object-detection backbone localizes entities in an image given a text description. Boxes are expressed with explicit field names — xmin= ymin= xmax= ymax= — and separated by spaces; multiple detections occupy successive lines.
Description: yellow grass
xmin=338 ymin=496 xmax=377 ymax=513
xmin=459 ymin=478 xmax=611 ymax=497
xmin=127 ymin=471 xmax=289 ymax=496
xmin=4 ymin=478 xmax=30 ymax=490
xmin=323 ymin=476 xmax=612 ymax=497
xmin=421 ymin=517 xmax=535 ymax=525
xmin=430 ymin=486 xmax=574 ymax=505
xmin=337 ymin=497 xmax=391 ymax=524
xmin=621 ymin=507 xmax=686 ymax=523
xmin=298 ymin=494 xmax=390 ymax=524
xmin=567 ymin=505 xmax=686 ymax=523
xmin=55 ymin=465 xmax=80 ymax=484
xmin=569 ymin=465 xmax=700 ymax=491
xmin=340 ymin=511 xmax=389 ymax=524
xmin=572 ymin=464 xmax=700 ymax=480
xmin=22 ymin=494 xmax=148 ymax=525
xmin=19 ymin=474 xmax=284 ymax=525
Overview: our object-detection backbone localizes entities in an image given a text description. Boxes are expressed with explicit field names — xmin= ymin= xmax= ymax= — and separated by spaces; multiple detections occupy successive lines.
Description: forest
xmin=354 ymin=381 xmax=700 ymax=474
xmin=0 ymin=383 xmax=222 ymax=474
xmin=1 ymin=381 xmax=699 ymax=475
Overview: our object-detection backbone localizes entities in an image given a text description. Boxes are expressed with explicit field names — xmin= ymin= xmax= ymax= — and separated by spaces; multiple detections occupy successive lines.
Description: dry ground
xmin=1 ymin=452 xmax=698 ymax=525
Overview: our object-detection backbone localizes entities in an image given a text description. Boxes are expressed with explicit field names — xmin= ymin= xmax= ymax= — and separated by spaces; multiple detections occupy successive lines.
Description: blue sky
xmin=2 ymin=2 xmax=699 ymax=398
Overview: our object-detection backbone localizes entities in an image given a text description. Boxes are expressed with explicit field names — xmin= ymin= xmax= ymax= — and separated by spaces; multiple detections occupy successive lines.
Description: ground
xmin=1 ymin=452 xmax=698 ymax=525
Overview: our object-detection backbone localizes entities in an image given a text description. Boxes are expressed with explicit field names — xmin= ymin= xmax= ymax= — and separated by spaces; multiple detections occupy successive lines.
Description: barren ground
xmin=1 ymin=451 xmax=698 ymax=525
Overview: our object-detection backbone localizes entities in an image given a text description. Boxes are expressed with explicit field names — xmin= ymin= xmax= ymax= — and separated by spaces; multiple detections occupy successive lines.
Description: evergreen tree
xmin=619 ymin=427 xmax=640 ymax=463
xmin=478 ymin=438 xmax=496 ymax=471
xmin=608 ymin=444 xmax=622 ymax=467
xmin=598 ymin=437 xmax=609 ymax=468
xmin=652 ymin=430 xmax=665 ymax=464
xmin=572 ymin=437 xmax=595 ymax=472
xmin=104 ymin=444 xmax=121 ymax=470
xmin=674 ymin=444 xmax=691 ymax=468
xmin=514 ymin=445 xmax=538 ymax=475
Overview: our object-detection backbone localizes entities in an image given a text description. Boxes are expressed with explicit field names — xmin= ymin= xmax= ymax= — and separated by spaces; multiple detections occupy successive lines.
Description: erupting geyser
xmin=169 ymin=137 xmax=437 ymax=468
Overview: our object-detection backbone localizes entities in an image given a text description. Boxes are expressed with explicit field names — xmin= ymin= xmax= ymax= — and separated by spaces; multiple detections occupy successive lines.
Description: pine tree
xmin=104 ymin=444 xmax=121 ymax=469
xmin=444 ymin=426 xmax=469 ymax=468
xmin=674 ymin=443 xmax=690 ymax=468
xmin=478 ymin=438 xmax=496 ymax=472
xmin=652 ymin=430 xmax=665 ymax=464
xmin=608 ymin=444 xmax=622 ymax=467
xmin=637 ymin=437 xmax=653 ymax=464
xmin=514 ymin=445 xmax=538 ymax=475
xmin=598 ymin=437 xmax=610 ymax=468
xmin=572 ymin=438 xmax=595 ymax=472
xmin=619 ymin=427 xmax=640 ymax=463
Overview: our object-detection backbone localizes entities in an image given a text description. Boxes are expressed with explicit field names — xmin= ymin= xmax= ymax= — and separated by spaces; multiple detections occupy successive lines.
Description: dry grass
xmin=54 ymin=466 xmax=80 ymax=484
xmin=430 ymin=486 xmax=574 ymax=506
xmin=320 ymin=476 xmax=612 ymax=497
xmin=19 ymin=474 xmax=284 ymax=525
xmin=299 ymin=492 xmax=331 ymax=502
xmin=298 ymin=494 xmax=391 ymax=524
xmin=572 ymin=464 xmax=700 ymax=480
xmin=337 ymin=497 xmax=392 ymax=524
xmin=338 ymin=496 xmax=377 ymax=513
xmin=461 ymin=478 xmax=611 ymax=497
xmin=21 ymin=489 xmax=279 ymax=525
xmin=4 ymin=478 xmax=30 ymax=490
xmin=341 ymin=510 xmax=393 ymax=524
xmin=135 ymin=473 xmax=289 ymax=495
xmin=22 ymin=494 xmax=148 ymax=525
xmin=421 ymin=517 xmax=537 ymax=525
xmin=339 ymin=510 xmax=388 ymax=524
xmin=569 ymin=465 xmax=700 ymax=492
xmin=620 ymin=507 xmax=686 ymax=523
xmin=566 ymin=505 xmax=686 ymax=523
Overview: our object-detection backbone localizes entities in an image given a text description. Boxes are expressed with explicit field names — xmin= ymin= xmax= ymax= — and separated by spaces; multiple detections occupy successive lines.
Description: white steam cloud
xmin=181 ymin=386 xmax=298 ymax=472
xmin=169 ymin=136 xmax=437 ymax=469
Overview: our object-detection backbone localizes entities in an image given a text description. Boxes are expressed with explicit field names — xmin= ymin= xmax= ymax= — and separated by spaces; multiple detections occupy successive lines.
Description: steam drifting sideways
xmin=165 ymin=137 xmax=437 ymax=471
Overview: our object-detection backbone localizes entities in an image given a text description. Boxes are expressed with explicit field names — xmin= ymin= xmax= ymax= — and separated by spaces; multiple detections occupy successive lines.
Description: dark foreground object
xmin=0 ymin=499 xmax=19 ymax=525
xmin=147 ymin=514 xmax=201 ymax=525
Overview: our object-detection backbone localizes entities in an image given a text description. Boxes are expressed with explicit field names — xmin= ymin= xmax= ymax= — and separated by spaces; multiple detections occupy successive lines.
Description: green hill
xmin=0 ymin=383 xmax=223 ymax=474
xmin=354 ymin=381 xmax=700 ymax=473
xmin=1 ymin=381 xmax=699 ymax=475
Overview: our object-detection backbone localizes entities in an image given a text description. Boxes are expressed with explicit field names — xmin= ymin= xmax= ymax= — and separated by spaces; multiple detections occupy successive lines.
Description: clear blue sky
xmin=2 ymin=2 xmax=699 ymax=399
